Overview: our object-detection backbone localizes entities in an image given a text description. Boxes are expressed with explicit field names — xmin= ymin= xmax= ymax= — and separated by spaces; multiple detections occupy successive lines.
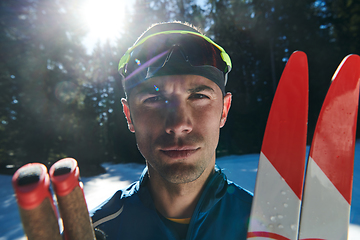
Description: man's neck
xmin=148 ymin=165 xmax=215 ymax=219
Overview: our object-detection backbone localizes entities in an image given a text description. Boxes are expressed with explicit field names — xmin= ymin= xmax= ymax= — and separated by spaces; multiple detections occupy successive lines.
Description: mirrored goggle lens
xmin=124 ymin=33 xmax=229 ymax=78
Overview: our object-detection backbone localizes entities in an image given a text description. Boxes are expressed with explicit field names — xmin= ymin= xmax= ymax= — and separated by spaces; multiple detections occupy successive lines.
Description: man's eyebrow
xmin=135 ymin=85 xmax=163 ymax=95
xmin=187 ymin=85 xmax=215 ymax=93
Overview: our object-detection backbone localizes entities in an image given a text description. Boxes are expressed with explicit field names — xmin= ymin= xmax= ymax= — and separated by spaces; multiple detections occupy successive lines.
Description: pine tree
xmin=0 ymin=0 xmax=90 ymax=169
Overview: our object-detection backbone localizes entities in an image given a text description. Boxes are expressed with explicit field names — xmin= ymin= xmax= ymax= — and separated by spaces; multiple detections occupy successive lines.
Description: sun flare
xmin=81 ymin=0 xmax=130 ymax=43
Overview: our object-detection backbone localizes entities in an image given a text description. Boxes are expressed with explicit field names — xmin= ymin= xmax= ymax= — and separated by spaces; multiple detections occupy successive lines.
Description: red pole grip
xmin=12 ymin=163 xmax=53 ymax=210
xmin=49 ymin=158 xmax=82 ymax=196
xmin=12 ymin=163 xmax=62 ymax=240
xmin=50 ymin=158 xmax=96 ymax=240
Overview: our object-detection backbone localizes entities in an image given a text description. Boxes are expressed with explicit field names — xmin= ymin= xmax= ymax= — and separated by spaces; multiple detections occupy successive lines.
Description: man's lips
xmin=160 ymin=148 xmax=199 ymax=159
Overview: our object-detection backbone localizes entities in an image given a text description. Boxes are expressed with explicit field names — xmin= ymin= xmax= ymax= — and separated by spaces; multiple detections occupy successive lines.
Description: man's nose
xmin=165 ymin=100 xmax=193 ymax=135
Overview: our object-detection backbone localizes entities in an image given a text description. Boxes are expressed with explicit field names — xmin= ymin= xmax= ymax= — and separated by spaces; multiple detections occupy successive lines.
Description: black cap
xmin=123 ymin=22 xmax=227 ymax=96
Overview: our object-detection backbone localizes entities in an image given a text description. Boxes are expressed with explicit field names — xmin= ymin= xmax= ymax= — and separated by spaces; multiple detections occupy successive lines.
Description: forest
xmin=1 ymin=0 xmax=359 ymax=175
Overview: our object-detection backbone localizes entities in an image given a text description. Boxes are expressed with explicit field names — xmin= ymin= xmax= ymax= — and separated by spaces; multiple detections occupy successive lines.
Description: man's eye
xmin=190 ymin=93 xmax=210 ymax=99
xmin=144 ymin=96 xmax=166 ymax=103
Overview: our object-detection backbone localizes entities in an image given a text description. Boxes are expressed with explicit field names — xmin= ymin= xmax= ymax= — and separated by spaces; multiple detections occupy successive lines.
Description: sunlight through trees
xmin=1 ymin=0 xmax=359 ymax=175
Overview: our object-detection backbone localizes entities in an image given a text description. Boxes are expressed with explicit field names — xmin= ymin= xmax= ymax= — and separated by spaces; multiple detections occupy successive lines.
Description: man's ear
xmin=121 ymin=98 xmax=135 ymax=133
xmin=220 ymin=93 xmax=232 ymax=128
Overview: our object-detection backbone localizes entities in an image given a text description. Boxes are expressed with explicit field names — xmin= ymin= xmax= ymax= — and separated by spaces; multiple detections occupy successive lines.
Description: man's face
xmin=122 ymin=75 xmax=231 ymax=184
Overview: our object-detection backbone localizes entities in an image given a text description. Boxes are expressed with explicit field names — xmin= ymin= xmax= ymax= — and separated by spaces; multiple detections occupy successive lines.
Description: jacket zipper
xmin=185 ymin=171 xmax=223 ymax=240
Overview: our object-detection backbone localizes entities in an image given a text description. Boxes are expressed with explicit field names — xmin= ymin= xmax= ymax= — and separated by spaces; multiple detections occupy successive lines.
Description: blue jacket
xmin=91 ymin=167 xmax=253 ymax=240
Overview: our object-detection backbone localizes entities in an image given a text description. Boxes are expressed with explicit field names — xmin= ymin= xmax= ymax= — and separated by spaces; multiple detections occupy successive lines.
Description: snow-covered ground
xmin=1 ymin=143 xmax=360 ymax=239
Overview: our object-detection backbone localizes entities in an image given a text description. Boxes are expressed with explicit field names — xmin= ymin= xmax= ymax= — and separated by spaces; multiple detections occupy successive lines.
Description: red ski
xmin=299 ymin=54 xmax=360 ymax=240
xmin=247 ymin=51 xmax=309 ymax=239
xmin=247 ymin=53 xmax=360 ymax=240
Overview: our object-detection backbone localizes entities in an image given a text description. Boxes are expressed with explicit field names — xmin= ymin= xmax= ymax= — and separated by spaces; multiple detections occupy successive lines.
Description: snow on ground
xmin=83 ymin=163 xmax=144 ymax=211
xmin=1 ymin=143 xmax=360 ymax=239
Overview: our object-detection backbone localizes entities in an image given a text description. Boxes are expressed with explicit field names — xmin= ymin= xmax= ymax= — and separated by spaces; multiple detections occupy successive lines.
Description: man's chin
xmin=159 ymin=163 xmax=205 ymax=184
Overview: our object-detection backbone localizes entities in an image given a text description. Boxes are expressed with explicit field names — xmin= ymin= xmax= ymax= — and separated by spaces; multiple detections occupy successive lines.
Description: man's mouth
xmin=160 ymin=148 xmax=199 ymax=159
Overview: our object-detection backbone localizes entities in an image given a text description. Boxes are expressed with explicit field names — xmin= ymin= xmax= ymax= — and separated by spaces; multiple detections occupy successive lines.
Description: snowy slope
xmin=1 ymin=143 xmax=360 ymax=239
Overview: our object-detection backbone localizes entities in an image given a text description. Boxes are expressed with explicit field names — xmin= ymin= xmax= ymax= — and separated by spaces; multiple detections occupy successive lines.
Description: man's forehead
xmin=131 ymin=75 xmax=220 ymax=94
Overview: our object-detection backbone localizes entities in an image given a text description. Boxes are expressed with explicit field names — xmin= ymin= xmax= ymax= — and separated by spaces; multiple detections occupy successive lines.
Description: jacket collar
xmin=136 ymin=165 xmax=229 ymax=213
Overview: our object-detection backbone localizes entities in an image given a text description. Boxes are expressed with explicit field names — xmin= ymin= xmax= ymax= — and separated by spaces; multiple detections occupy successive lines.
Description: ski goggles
xmin=118 ymin=30 xmax=232 ymax=94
